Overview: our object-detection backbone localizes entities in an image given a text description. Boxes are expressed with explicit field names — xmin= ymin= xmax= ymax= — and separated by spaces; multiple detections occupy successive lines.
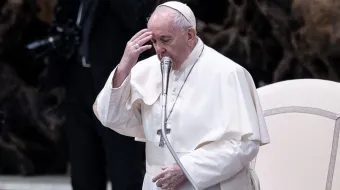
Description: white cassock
xmin=93 ymin=38 xmax=270 ymax=190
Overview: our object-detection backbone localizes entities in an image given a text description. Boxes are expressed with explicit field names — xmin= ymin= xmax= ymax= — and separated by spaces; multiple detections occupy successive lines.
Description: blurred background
xmin=0 ymin=0 xmax=339 ymax=189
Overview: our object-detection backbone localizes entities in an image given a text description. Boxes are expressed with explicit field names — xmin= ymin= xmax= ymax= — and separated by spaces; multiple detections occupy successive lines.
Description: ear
xmin=187 ymin=28 xmax=197 ymax=46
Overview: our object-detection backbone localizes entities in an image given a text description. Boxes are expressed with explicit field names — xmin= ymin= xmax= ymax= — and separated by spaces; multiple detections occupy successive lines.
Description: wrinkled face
xmin=147 ymin=8 xmax=195 ymax=69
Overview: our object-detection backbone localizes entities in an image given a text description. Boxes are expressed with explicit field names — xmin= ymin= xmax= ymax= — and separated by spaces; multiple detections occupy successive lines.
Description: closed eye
xmin=161 ymin=38 xmax=171 ymax=44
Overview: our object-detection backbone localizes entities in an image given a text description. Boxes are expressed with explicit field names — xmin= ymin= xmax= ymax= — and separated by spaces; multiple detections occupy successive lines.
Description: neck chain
xmin=166 ymin=45 xmax=205 ymax=121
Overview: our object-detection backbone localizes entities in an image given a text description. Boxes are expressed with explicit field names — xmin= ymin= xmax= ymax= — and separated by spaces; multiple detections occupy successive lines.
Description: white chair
xmin=253 ymin=79 xmax=340 ymax=190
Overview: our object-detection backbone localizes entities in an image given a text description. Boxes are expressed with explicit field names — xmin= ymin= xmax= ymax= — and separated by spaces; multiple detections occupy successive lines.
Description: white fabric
xmin=157 ymin=1 xmax=196 ymax=29
xmin=93 ymin=38 xmax=270 ymax=190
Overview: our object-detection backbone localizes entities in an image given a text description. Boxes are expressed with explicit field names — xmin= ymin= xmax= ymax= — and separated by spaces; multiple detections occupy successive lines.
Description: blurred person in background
xmin=0 ymin=0 xmax=67 ymax=175
xmin=46 ymin=0 xmax=155 ymax=190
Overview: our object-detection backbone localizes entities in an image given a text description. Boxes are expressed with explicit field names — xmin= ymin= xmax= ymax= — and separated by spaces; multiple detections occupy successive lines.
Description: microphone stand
xmin=160 ymin=57 xmax=199 ymax=190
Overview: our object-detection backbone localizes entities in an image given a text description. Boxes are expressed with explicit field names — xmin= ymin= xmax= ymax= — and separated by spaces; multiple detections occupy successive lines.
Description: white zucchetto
xmin=157 ymin=1 xmax=196 ymax=29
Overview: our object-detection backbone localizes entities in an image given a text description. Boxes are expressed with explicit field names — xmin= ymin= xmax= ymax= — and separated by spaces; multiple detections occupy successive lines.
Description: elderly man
xmin=93 ymin=1 xmax=270 ymax=190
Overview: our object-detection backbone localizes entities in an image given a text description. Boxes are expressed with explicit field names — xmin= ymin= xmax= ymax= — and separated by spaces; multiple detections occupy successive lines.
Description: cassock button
xmin=172 ymin=88 xmax=176 ymax=92
xmin=175 ymin=77 xmax=178 ymax=81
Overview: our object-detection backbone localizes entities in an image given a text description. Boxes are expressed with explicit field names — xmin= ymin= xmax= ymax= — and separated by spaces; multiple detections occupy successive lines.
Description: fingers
xmin=152 ymin=170 xmax=166 ymax=182
xmin=137 ymin=34 xmax=152 ymax=47
xmin=130 ymin=29 xmax=150 ymax=42
xmin=156 ymin=177 xmax=165 ymax=187
xmin=133 ymin=31 xmax=152 ymax=44
xmin=135 ymin=44 xmax=152 ymax=54
xmin=128 ymin=29 xmax=152 ymax=55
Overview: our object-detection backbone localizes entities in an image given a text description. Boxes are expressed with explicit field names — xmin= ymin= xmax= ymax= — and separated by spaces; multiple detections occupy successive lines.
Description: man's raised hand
xmin=120 ymin=29 xmax=153 ymax=69
xmin=112 ymin=29 xmax=152 ymax=88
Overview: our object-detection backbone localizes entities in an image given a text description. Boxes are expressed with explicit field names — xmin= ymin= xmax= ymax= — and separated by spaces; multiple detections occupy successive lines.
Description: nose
xmin=154 ymin=43 xmax=166 ymax=55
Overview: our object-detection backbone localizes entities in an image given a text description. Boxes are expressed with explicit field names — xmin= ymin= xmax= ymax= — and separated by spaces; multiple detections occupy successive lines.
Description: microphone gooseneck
xmin=160 ymin=56 xmax=198 ymax=190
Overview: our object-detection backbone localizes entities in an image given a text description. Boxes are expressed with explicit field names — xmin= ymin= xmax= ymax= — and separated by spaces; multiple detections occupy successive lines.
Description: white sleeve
xmin=180 ymin=140 xmax=259 ymax=190
xmin=93 ymin=70 xmax=145 ymax=139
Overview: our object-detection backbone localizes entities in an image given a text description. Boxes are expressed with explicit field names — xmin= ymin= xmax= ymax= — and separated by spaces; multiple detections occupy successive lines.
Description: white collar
xmin=179 ymin=37 xmax=204 ymax=70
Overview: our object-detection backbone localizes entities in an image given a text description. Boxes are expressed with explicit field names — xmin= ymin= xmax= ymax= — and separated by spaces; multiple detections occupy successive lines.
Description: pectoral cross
xmin=157 ymin=128 xmax=171 ymax=147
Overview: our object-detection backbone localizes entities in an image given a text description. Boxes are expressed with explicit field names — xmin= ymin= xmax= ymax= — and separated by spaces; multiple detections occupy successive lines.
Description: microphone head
xmin=160 ymin=56 xmax=172 ymax=94
xmin=161 ymin=56 xmax=172 ymax=65
xmin=160 ymin=56 xmax=172 ymax=73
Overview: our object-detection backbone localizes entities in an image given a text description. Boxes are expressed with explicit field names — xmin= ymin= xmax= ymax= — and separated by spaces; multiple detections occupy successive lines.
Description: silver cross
xmin=157 ymin=128 xmax=171 ymax=147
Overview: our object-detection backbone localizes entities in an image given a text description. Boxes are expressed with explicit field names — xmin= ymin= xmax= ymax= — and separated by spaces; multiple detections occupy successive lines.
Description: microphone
xmin=159 ymin=56 xmax=199 ymax=190
xmin=160 ymin=56 xmax=172 ymax=95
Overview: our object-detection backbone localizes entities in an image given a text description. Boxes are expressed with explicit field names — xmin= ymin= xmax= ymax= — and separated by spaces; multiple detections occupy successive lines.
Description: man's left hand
xmin=152 ymin=163 xmax=187 ymax=190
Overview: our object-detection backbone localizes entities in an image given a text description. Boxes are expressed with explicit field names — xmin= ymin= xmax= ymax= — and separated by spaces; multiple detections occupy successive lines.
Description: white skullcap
xmin=157 ymin=1 xmax=196 ymax=29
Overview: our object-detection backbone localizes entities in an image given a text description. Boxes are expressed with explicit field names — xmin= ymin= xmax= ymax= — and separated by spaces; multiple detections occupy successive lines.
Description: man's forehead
xmin=148 ymin=19 xmax=176 ymax=36
xmin=148 ymin=26 xmax=174 ymax=38
xmin=152 ymin=34 xmax=173 ymax=39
